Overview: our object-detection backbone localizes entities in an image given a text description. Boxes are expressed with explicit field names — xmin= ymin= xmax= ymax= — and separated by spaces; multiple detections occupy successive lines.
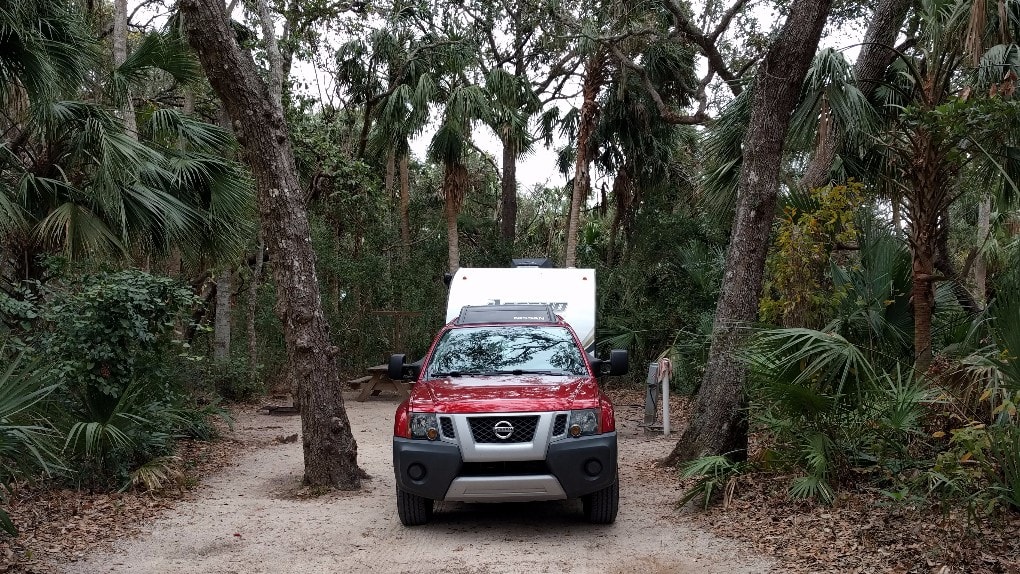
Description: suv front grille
xmin=553 ymin=414 xmax=567 ymax=436
xmin=468 ymin=415 xmax=539 ymax=443
xmin=440 ymin=416 xmax=455 ymax=439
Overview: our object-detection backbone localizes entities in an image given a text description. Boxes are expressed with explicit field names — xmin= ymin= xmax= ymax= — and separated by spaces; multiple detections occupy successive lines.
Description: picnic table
xmin=347 ymin=363 xmax=411 ymax=402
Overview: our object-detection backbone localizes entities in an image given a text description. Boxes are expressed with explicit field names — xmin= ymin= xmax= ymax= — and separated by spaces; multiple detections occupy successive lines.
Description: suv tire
xmin=396 ymin=486 xmax=434 ymax=526
xmin=582 ymin=477 xmax=619 ymax=524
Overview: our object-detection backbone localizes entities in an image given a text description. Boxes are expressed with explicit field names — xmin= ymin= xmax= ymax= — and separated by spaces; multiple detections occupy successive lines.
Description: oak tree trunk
xmin=182 ymin=0 xmax=363 ymax=488
xmin=664 ymin=0 xmax=833 ymax=466
xmin=254 ymin=0 xmax=283 ymax=103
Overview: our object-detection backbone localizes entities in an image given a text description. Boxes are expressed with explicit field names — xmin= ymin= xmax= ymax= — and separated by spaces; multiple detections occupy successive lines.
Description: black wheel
xmin=396 ymin=486 xmax=434 ymax=526
xmin=582 ymin=478 xmax=619 ymax=524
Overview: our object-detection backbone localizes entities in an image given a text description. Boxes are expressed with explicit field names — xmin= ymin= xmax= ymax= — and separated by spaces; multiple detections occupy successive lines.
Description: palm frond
xmin=678 ymin=454 xmax=746 ymax=509
xmin=0 ymin=0 xmax=99 ymax=102
xmin=124 ymin=455 xmax=183 ymax=493
xmin=34 ymin=202 xmax=126 ymax=259
xmin=111 ymin=31 xmax=201 ymax=99
xmin=789 ymin=474 xmax=835 ymax=503
xmin=742 ymin=328 xmax=879 ymax=399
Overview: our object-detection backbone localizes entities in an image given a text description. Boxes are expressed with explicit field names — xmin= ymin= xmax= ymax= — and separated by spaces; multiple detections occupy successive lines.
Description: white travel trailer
xmin=444 ymin=267 xmax=597 ymax=351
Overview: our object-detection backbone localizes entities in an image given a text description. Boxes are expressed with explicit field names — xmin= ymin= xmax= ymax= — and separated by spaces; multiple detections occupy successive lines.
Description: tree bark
xmin=182 ymin=0 xmax=363 ymax=488
xmin=399 ymin=151 xmax=411 ymax=262
xmin=444 ymin=163 xmax=468 ymax=273
xmin=213 ymin=268 xmax=233 ymax=364
xmin=663 ymin=0 xmax=833 ymax=467
xmin=113 ymin=0 xmax=137 ymax=140
xmin=799 ymin=0 xmax=911 ymax=190
xmin=247 ymin=232 xmax=265 ymax=383
xmin=500 ymin=137 xmax=518 ymax=243
xmin=385 ymin=148 xmax=396 ymax=208
xmin=911 ymin=229 xmax=936 ymax=372
xmin=254 ymin=0 xmax=284 ymax=104
xmin=974 ymin=193 xmax=991 ymax=302
xmin=564 ymin=54 xmax=604 ymax=268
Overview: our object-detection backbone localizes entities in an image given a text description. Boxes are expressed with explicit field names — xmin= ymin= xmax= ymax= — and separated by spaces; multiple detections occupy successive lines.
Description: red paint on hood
xmin=410 ymin=374 xmax=600 ymax=413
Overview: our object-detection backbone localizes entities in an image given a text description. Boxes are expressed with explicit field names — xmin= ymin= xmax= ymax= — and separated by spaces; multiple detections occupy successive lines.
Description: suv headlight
xmin=409 ymin=413 xmax=440 ymax=440
xmin=567 ymin=409 xmax=599 ymax=437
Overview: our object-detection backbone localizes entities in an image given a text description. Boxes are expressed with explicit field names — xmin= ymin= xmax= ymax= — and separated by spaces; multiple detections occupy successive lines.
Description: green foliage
xmin=42 ymin=271 xmax=198 ymax=400
xmin=761 ymin=182 xmax=865 ymax=328
xmin=205 ymin=358 xmax=264 ymax=402
xmin=0 ymin=270 xmax=227 ymax=490
xmin=743 ymin=327 xmax=936 ymax=503
xmin=679 ymin=455 xmax=747 ymax=509
xmin=0 ymin=1 xmax=255 ymax=271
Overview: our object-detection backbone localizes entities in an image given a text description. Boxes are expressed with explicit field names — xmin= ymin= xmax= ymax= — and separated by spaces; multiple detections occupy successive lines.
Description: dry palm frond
xmin=126 ymin=456 xmax=184 ymax=494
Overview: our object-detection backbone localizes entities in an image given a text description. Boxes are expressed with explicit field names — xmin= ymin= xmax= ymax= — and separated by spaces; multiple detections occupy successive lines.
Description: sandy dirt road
xmin=62 ymin=391 xmax=771 ymax=574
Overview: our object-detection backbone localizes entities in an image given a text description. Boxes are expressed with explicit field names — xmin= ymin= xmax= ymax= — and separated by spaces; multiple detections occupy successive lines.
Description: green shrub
xmin=31 ymin=270 xmax=212 ymax=488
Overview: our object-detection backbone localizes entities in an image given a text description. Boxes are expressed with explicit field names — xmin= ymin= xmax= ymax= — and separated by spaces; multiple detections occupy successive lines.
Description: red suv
xmin=389 ymin=304 xmax=628 ymax=526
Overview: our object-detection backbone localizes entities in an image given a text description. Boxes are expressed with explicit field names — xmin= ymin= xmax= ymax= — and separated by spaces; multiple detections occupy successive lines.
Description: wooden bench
xmin=344 ymin=375 xmax=373 ymax=390
xmin=353 ymin=364 xmax=411 ymax=402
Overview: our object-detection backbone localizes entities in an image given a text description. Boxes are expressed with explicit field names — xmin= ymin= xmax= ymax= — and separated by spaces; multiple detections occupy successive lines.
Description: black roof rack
xmin=456 ymin=304 xmax=558 ymax=325
xmin=511 ymin=258 xmax=553 ymax=268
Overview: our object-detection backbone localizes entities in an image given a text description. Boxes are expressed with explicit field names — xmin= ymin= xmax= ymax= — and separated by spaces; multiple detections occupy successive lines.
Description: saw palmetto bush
xmin=0 ymin=348 xmax=59 ymax=535
xmin=740 ymin=328 xmax=935 ymax=503
xmin=930 ymin=277 xmax=1020 ymax=513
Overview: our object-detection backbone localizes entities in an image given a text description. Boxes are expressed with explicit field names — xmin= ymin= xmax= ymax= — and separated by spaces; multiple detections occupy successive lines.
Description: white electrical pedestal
xmin=641 ymin=359 xmax=671 ymax=436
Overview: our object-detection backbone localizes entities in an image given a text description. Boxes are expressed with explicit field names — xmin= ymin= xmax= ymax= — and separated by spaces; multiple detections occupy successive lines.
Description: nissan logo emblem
xmin=493 ymin=420 xmax=514 ymax=440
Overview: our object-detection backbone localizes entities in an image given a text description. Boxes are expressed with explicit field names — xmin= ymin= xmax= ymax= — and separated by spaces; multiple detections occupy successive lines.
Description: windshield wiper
xmin=430 ymin=370 xmax=488 ymax=378
xmin=491 ymin=369 xmax=571 ymax=376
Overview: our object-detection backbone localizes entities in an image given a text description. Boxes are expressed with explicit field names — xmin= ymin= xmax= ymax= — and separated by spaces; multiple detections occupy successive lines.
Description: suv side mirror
xmin=608 ymin=349 xmax=628 ymax=376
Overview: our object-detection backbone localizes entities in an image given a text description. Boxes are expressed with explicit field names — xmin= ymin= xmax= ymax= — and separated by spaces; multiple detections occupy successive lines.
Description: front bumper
xmin=393 ymin=432 xmax=617 ymax=502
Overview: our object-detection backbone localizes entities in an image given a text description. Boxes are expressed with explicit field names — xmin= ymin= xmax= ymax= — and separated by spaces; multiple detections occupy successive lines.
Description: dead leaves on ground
xmin=685 ymin=477 xmax=1020 ymax=573
xmin=0 ymin=416 xmax=250 ymax=574
xmin=608 ymin=388 xmax=1020 ymax=573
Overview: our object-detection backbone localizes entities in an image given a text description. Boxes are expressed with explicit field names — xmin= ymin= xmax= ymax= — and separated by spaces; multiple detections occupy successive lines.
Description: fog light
xmin=584 ymin=458 xmax=602 ymax=477
xmin=426 ymin=427 xmax=439 ymax=441
xmin=569 ymin=424 xmax=582 ymax=438
xmin=407 ymin=463 xmax=426 ymax=481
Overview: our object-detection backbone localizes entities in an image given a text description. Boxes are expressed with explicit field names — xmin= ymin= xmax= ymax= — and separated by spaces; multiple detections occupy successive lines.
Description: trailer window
xmin=426 ymin=326 xmax=587 ymax=378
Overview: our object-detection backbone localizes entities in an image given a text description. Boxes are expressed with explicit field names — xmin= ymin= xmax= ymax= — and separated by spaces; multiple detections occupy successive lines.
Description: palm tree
xmin=879 ymin=1 xmax=1020 ymax=371
xmin=593 ymin=29 xmax=700 ymax=264
xmin=428 ymin=85 xmax=493 ymax=273
xmin=564 ymin=51 xmax=608 ymax=268
xmin=0 ymin=3 xmax=254 ymax=276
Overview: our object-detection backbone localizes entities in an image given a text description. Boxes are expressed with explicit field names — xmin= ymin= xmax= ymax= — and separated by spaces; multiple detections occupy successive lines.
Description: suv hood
xmin=415 ymin=374 xmax=599 ymax=413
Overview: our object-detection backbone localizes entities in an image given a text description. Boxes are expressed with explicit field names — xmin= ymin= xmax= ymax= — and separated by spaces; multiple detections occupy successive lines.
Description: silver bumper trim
xmin=443 ymin=475 xmax=567 ymax=502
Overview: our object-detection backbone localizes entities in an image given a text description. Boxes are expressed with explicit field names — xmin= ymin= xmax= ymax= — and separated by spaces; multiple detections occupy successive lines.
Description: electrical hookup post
xmin=641 ymin=357 xmax=672 ymax=436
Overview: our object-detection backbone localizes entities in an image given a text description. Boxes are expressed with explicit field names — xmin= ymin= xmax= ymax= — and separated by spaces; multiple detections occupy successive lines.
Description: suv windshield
xmin=425 ymin=325 xmax=587 ymax=378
